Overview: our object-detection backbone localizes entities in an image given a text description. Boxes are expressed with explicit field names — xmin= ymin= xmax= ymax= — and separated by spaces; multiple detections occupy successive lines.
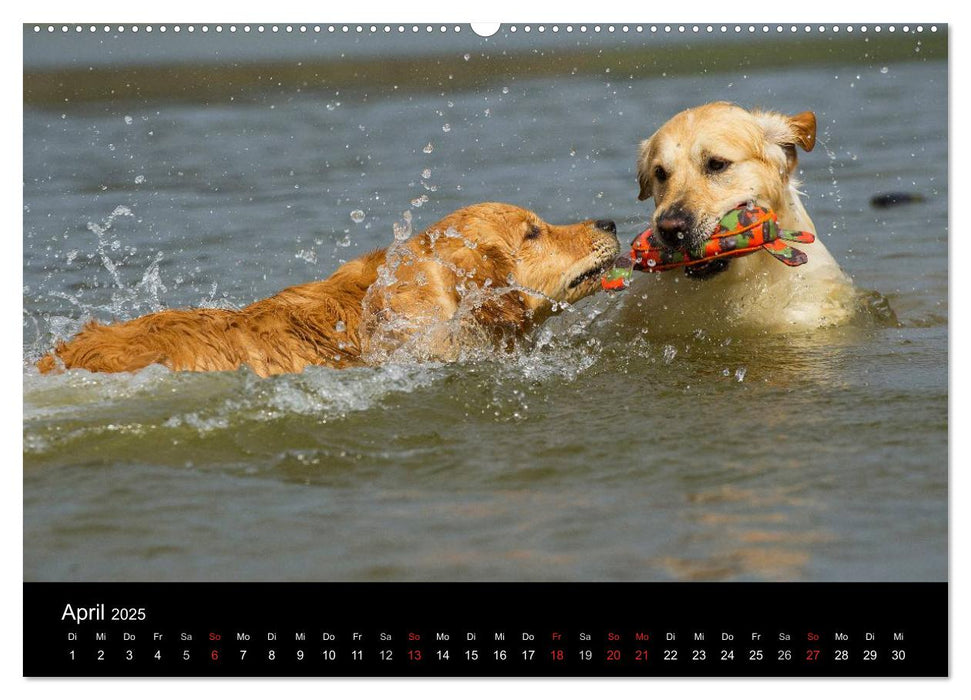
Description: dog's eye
xmin=706 ymin=157 xmax=731 ymax=174
xmin=653 ymin=165 xmax=669 ymax=183
xmin=524 ymin=225 xmax=542 ymax=241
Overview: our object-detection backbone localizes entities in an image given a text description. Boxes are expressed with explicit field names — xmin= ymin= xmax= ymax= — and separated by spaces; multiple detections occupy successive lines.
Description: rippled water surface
xmin=23 ymin=37 xmax=946 ymax=581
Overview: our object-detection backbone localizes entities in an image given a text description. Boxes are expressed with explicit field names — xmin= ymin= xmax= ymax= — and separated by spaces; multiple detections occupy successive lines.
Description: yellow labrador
xmin=628 ymin=102 xmax=855 ymax=333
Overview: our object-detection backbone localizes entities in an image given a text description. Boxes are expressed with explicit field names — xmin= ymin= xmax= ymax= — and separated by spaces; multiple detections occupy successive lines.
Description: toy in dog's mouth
xmin=569 ymin=260 xmax=613 ymax=289
xmin=601 ymin=204 xmax=815 ymax=291
xmin=569 ymin=238 xmax=622 ymax=290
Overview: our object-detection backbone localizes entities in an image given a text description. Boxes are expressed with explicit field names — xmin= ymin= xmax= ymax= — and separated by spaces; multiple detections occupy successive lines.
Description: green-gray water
xmin=24 ymin=31 xmax=946 ymax=581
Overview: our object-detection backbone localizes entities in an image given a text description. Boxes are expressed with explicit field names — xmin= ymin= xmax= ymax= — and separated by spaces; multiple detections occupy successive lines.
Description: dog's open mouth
xmin=568 ymin=261 xmax=611 ymax=289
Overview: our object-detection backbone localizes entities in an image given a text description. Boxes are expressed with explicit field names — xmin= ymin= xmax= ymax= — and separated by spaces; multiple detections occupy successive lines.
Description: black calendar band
xmin=24 ymin=582 xmax=947 ymax=677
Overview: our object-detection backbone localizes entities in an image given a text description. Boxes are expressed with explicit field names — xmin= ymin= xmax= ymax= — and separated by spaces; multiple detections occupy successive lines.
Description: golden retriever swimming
xmin=630 ymin=102 xmax=855 ymax=332
xmin=37 ymin=203 xmax=620 ymax=377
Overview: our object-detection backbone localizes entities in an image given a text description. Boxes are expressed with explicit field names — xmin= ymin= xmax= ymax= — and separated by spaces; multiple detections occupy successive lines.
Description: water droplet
xmin=734 ymin=367 xmax=747 ymax=382
xmin=422 ymin=142 xmax=434 ymax=153
xmin=295 ymin=249 xmax=317 ymax=263
xmin=662 ymin=345 xmax=677 ymax=364
xmin=676 ymin=232 xmax=685 ymax=240
xmin=134 ymin=175 xmax=145 ymax=184
xmin=880 ymin=66 xmax=889 ymax=74
xmin=411 ymin=194 xmax=428 ymax=207
xmin=123 ymin=115 xmax=133 ymax=125
xmin=463 ymin=53 xmax=470 ymax=61
xmin=646 ymin=259 xmax=657 ymax=268
xmin=393 ymin=211 xmax=413 ymax=241
xmin=722 ymin=368 xmax=731 ymax=376
xmin=442 ymin=123 xmax=451 ymax=132
xmin=326 ymin=103 xmax=337 ymax=111
xmin=501 ymin=86 xmax=509 ymax=94
xmin=335 ymin=320 xmax=346 ymax=332
xmin=421 ymin=168 xmax=432 ymax=179
xmin=350 ymin=209 xmax=365 ymax=223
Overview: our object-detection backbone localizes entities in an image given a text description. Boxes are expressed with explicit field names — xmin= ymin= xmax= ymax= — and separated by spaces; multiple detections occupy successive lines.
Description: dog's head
xmin=366 ymin=203 xmax=620 ymax=356
xmin=417 ymin=203 xmax=620 ymax=313
xmin=636 ymin=103 xmax=816 ymax=277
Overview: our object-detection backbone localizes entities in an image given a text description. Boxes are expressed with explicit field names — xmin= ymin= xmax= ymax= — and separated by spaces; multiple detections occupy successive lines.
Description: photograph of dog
xmin=37 ymin=204 xmax=619 ymax=376
xmin=23 ymin=27 xmax=945 ymax=585
xmin=626 ymin=102 xmax=857 ymax=333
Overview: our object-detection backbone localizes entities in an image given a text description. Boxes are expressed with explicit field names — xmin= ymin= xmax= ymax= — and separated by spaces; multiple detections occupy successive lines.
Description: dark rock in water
xmin=870 ymin=192 xmax=926 ymax=208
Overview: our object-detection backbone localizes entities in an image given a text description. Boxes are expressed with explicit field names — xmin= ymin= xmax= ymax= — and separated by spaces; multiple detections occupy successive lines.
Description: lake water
xmin=23 ymin=34 xmax=947 ymax=582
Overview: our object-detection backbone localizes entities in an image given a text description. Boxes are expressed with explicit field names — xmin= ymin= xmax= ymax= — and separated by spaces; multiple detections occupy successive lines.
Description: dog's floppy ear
xmin=755 ymin=109 xmax=817 ymax=173
xmin=788 ymin=111 xmax=816 ymax=152
xmin=466 ymin=243 xmax=533 ymax=334
xmin=636 ymin=137 xmax=654 ymax=201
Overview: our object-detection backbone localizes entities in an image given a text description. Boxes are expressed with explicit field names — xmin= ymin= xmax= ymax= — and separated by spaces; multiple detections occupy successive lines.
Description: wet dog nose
xmin=594 ymin=219 xmax=617 ymax=234
xmin=655 ymin=210 xmax=692 ymax=248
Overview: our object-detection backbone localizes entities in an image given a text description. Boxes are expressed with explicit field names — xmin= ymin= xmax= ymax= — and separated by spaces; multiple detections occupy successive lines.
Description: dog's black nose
xmin=655 ymin=209 xmax=692 ymax=248
xmin=594 ymin=219 xmax=617 ymax=234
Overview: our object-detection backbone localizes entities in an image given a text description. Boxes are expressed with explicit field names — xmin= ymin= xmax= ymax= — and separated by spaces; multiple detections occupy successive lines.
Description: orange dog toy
xmin=601 ymin=205 xmax=816 ymax=291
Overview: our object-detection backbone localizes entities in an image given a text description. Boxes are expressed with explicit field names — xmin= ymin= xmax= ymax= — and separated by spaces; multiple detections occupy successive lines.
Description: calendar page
xmin=22 ymin=21 xmax=948 ymax=678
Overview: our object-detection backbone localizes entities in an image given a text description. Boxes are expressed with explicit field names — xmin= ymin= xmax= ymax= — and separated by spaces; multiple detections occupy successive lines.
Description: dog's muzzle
xmin=655 ymin=206 xmax=694 ymax=249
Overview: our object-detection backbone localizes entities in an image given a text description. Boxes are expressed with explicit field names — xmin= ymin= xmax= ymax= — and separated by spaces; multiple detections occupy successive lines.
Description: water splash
xmin=86 ymin=205 xmax=134 ymax=289
xmin=26 ymin=206 xmax=177 ymax=360
xmin=392 ymin=210 xmax=413 ymax=242
xmin=817 ymin=130 xmax=847 ymax=235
